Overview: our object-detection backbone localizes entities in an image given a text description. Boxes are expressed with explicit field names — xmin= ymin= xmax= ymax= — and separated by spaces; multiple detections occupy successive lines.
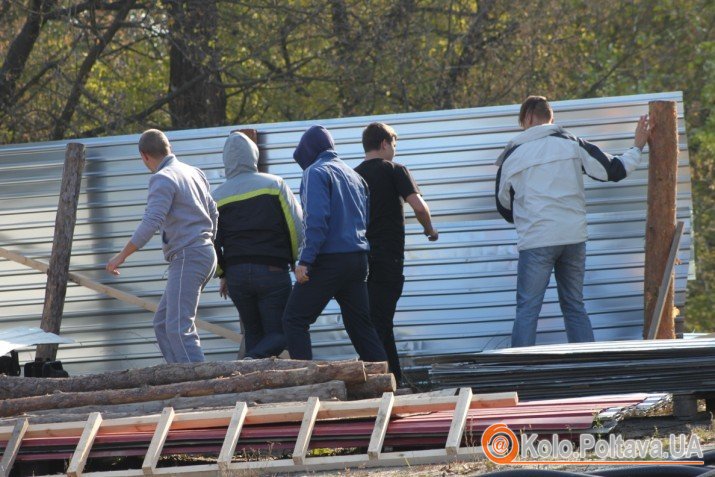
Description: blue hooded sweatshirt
xmin=293 ymin=125 xmax=370 ymax=265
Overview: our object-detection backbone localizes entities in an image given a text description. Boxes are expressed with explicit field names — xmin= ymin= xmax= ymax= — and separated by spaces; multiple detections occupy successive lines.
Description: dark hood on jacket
xmin=293 ymin=125 xmax=335 ymax=170
xmin=223 ymin=131 xmax=259 ymax=178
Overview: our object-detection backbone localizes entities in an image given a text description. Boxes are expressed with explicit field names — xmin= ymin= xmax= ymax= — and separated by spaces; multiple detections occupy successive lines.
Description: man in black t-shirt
xmin=355 ymin=122 xmax=438 ymax=383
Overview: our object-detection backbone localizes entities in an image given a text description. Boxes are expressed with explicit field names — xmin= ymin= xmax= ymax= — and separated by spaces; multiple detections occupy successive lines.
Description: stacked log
xmin=0 ymin=359 xmax=393 ymax=425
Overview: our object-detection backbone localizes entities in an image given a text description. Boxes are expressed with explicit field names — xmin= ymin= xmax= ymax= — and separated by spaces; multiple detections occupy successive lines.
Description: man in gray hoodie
xmin=107 ymin=129 xmax=218 ymax=363
xmin=212 ymin=131 xmax=303 ymax=359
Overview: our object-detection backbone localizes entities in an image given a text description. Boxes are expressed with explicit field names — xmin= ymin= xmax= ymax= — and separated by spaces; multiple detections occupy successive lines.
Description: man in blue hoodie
xmin=282 ymin=125 xmax=387 ymax=362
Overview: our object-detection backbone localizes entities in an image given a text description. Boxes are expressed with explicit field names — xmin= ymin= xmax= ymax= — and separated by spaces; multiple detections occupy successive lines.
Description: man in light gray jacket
xmin=107 ymin=129 xmax=218 ymax=363
xmin=496 ymin=96 xmax=650 ymax=347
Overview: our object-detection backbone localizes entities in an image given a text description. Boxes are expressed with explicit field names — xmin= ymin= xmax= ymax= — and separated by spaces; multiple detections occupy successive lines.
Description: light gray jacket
xmin=131 ymin=155 xmax=218 ymax=261
xmin=496 ymin=124 xmax=642 ymax=251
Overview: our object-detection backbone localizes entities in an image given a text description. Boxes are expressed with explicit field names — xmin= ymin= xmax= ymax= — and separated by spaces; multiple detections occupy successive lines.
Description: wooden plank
xmin=69 ymin=447 xmax=484 ymax=477
xmin=217 ymin=402 xmax=247 ymax=474
xmin=141 ymin=407 xmax=175 ymax=475
xmin=367 ymin=392 xmax=394 ymax=460
xmin=66 ymin=412 xmax=102 ymax=477
xmin=445 ymin=387 xmax=473 ymax=455
xmin=0 ymin=247 xmax=242 ymax=344
xmin=647 ymin=221 xmax=684 ymax=340
xmin=36 ymin=142 xmax=86 ymax=361
xmin=0 ymin=391 xmax=518 ymax=440
xmin=292 ymin=397 xmax=320 ymax=465
xmin=0 ymin=418 xmax=28 ymax=477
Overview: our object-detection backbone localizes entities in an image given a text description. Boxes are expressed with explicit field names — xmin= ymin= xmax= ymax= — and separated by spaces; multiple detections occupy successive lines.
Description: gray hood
xmin=223 ymin=131 xmax=258 ymax=178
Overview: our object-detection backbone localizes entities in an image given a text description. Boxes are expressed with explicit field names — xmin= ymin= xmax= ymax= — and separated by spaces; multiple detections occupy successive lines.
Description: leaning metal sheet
xmin=0 ymin=92 xmax=691 ymax=374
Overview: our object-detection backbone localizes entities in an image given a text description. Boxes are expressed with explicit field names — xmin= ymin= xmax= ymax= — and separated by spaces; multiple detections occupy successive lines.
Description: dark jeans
xmin=367 ymin=253 xmax=405 ymax=381
xmin=282 ymin=252 xmax=387 ymax=362
xmin=224 ymin=263 xmax=291 ymax=358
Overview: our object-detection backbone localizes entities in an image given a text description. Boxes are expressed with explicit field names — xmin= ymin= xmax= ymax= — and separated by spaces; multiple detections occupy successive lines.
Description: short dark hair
xmin=362 ymin=122 xmax=397 ymax=152
xmin=518 ymin=96 xmax=553 ymax=127
xmin=138 ymin=129 xmax=171 ymax=158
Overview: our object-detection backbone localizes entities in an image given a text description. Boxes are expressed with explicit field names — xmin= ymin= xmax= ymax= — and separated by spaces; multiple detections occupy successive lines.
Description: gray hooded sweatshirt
xmin=212 ymin=132 xmax=303 ymax=275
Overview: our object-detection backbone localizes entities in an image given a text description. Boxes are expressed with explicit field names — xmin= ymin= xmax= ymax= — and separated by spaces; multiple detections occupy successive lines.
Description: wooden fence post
xmin=36 ymin=142 xmax=86 ymax=361
xmin=644 ymin=101 xmax=678 ymax=339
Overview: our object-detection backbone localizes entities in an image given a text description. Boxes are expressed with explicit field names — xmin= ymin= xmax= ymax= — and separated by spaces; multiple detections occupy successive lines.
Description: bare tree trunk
xmin=1 ymin=381 xmax=348 ymax=425
xmin=0 ymin=358 xmax=370 ymax=399
xmin=35 ymin=142 xmax=86 ymax=361
xmin=644 ymin=100 xmax=679 ymax=339
xmin=0 ymin=0 xmax=55 ymax=111
xmin=165 ymin=0 xmax=226 ymax=128
xmin=0 ymin=362 xmax=366 ymax=417
xmin=346 ymin=373 xmax=396 ymax=400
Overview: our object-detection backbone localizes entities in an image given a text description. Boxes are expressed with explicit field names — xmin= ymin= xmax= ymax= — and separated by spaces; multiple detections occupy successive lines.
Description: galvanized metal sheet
xmin=0 ymin=91 xmax=692 ymax=374
xmin=0 ymin=327 xmax=74 ymax=356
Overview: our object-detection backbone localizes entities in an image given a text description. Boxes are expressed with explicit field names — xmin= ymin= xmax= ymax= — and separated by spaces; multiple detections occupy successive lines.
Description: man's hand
xmin=106 ymin=253 xmax=125 ymax=276
xmin=425 ymin=228 xmax=439 ymax=241
xmin=295 ymin=264 xmax=310 ymax=284
xmin=219 ymin=278 xmax=228 ymax=299
xmin=634 ymin=114 xmax=651 ymax=150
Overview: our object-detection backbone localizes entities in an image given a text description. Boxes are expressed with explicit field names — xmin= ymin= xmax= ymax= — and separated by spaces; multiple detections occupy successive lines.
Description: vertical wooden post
xmin=36 ymin=142 xmax=86 ymax=361
xmin=644 ymin=101 xmax=678 ymax=339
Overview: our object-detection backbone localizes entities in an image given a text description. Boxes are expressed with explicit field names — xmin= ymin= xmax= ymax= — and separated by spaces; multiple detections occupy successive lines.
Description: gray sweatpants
xmin=154 ymin=244 xmax=217 ymax=363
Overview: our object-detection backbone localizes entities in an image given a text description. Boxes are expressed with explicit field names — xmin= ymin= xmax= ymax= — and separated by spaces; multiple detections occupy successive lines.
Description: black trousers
xmin=282 ymin=252 xmax=387 ymax=362
xmin=367 ymin=252 xmax=405 ymax=381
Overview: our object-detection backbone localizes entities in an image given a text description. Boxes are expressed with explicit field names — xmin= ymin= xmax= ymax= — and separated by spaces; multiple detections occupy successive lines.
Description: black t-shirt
xmin=355 ymin=158 xmax=420 ymax=258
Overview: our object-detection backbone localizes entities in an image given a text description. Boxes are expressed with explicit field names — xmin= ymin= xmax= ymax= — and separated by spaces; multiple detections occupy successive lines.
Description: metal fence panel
xmin=0 ymin=92 xmax=691 ymax=374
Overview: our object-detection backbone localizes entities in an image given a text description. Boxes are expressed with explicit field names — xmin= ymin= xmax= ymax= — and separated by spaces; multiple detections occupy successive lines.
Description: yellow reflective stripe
xmin=216 ymin=187 xmax=298 ymax=260
xmin=278 ymin=194 xmax=299 ymax=260
xmin=216 ymin=188 xmax=279 ymax=208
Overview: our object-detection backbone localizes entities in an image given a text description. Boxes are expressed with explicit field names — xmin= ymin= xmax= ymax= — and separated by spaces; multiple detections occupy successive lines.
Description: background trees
xmin=0 ymin=0 xmax=713 ymax=329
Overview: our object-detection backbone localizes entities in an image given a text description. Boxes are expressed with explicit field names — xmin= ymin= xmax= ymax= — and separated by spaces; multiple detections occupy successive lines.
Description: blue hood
xmin=293 ymin=125 xmax=335 ymax=170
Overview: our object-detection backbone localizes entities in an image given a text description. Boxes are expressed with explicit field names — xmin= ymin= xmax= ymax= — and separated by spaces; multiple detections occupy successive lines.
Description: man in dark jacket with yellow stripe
xmin=213 ymin=131 xmax=303 ymax=358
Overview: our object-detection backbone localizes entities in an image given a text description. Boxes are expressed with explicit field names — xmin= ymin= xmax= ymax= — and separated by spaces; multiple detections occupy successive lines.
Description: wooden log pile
xmin=0 ymin=358 xmax=394 ymax=425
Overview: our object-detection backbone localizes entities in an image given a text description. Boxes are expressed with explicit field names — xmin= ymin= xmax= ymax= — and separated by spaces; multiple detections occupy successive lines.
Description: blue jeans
xmin=511 ymin=242 xmax=595 ymax=347
xmin=282 ymin=252 xmax=387 ymax=362
xmin=225 ymin=263 xmax=291 ymax=359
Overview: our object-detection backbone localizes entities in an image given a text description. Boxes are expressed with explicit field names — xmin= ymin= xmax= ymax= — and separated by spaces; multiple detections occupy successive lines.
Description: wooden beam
xmin=292 ymin=397 xmax=320 ymax=465
xmin=445 ymin=387 xmax=473 ymax=455
xmin=142 ymin=407 xmax=175 ymax=475
xmin=644 ymin=100 xmax=679 ymax=339
xmin=66 ymin=412 xmax=102 ymax=477
xmin=217 ymin=402 xmax=247 ymax=474
xmin=0 ymin=391 xmax=518 ymax=440
xmin=36 ymin=142 xmax=86 ymax=361
xmin=647 ymin=221 xmax=684 ymax=339
xmin=49 ymin=447 xmax=484 ymax=477
xmin=367 ymin=392 xmax=394 ymax=460
xmin=0 ymin=418 xmax=28 ymax=477
xmin=0 ymin=247 xmax=242 ymax=344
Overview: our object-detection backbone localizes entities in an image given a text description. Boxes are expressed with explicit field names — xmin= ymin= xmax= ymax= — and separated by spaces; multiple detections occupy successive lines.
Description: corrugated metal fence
xmin=0 ymin=92 xmax=691 ymax=374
